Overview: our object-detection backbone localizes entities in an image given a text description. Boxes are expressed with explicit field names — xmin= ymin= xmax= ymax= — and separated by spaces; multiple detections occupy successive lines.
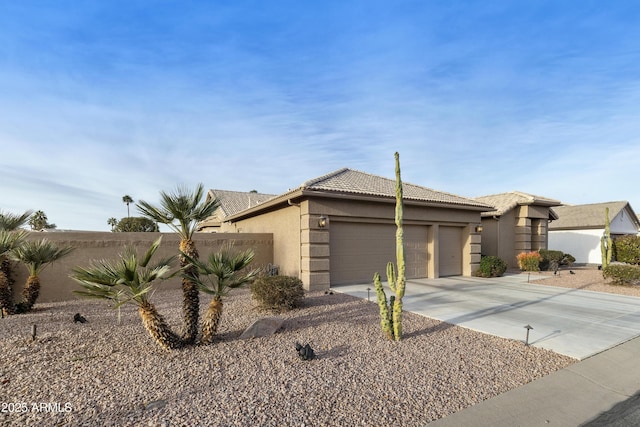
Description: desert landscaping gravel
xmin=0 ymin=280 xmax=581 ymax=427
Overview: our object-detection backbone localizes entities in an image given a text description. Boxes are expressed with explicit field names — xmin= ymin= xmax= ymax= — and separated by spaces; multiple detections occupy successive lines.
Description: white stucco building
xmin=548 ymin=201 xmax=640 ymax=265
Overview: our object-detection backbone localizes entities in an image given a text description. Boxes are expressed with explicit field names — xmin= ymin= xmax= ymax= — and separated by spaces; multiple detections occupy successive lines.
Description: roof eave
xmin=224 ymin=189 xmax=305 ymax=222
xmin=226 ymin=188 xmax=491 ymax=222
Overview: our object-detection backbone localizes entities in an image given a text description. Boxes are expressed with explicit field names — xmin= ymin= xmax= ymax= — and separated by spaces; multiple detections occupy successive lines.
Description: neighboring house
xmin=548 ymin=201 xmax=640 ymax=265
xmin=206 ymin=168 xmax=491 ymax=290
xmin=197 ymin=189 xmax=276 ymax=232
xmin=474 ymin=191 xmax=562 ymax=268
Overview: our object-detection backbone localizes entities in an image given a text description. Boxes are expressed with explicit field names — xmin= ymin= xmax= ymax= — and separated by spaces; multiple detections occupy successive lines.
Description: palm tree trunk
xmin=16 ymin=275 xmax=39 ymax=313
xmin=0 ymin=269 xmax=16 ymax=316
xmin=179 ymin=239 xmax=200 ymax=345
xmin=201 ymin=297 xmax=223 ymax=344
xmin=138 ymin=301 xmax=182 ymax=350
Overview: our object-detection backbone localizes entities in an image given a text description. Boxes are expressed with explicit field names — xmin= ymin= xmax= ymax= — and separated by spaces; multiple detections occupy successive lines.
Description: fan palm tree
xmin=137 ymin=184 xmax=219 ymax=345
xmin=71 ymin=237 xmax=182 ymax=350
xmin=28 ymin=210 xmax=56 ymax=231
xmin=0 ymin=230 xmax=29 ymax=316
xmin=107 ymin=217 xmax=118 ymax=231
xmin=10 ymin=239 xmax=74 ymax=313
xmin=184 ymin=246 xmax=258 ymax=344
xmin=122 ymin=195 xmax=134 ymax=218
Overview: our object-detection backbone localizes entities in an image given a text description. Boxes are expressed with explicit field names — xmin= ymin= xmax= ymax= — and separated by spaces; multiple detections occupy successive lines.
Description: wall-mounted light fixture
xmin=475 ymin=225 xmax=483 ymax=233
xmin=318 ymin=216 xmax=327 ymax=228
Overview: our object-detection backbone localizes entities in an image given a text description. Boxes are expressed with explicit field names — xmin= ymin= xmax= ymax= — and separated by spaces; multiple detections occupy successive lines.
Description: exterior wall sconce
xmin=475 ymin=225 xmax=483 ymax=233
xmin=318 ymin=216 xmax=327 ymax=228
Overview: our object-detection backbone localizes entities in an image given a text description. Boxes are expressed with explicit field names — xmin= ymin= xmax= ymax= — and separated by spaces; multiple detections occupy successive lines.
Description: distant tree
xmin=115 ymin=217 xmax=159 ymax=232
xmin=107 ymin=217 xmax=118 ymax=231
xmin=123 ymin=195 xmax=134 ymax=218
xmin=28 ymin=210 xmax=56 ymax=231
xmin=249 ymin=190 xmax=258 ymax=193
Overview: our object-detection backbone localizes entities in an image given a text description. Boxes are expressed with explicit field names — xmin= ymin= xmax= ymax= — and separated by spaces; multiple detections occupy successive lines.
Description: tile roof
xmin=549 ymin=201 xmax=636 ymax=230
xmin=300 ymin=168 xmax=490 ymax=208
xmin=474 ymin=191 xmax=562 ymax=217
xmin=208 ymin=189 xmax=276 ymax=219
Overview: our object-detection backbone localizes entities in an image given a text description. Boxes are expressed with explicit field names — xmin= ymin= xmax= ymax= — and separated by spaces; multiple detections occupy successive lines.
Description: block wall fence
xmin=9 ymin=232 xmax=273 ymax=303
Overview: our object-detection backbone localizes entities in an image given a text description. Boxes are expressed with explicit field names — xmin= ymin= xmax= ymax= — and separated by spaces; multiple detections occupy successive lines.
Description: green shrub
xmin=516 ymin=251 xmax=542 ymax=272
xmin=474 ymin=256 xmax=507 ymax=278
xmin=563 ymin=253 xmax=576 ymax=265
xmin=539 ymin=249 xmax=575 ymax=271
xmin=602 ymin=264 xmax=640 ymax=285
xmin=250 ymin=275 xmax=304 ymax=312
xmin=614 ymin=235 xmax=640 ymax=265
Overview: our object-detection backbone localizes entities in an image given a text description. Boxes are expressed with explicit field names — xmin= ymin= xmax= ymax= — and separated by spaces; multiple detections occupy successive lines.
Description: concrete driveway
xmin=334 ymin=273 xmax=640 ymax=360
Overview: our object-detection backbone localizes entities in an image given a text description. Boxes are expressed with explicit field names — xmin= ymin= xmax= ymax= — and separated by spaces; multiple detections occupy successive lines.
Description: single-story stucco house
xmin=548 ymin=201 xmax=640 ymax=265
xmin=201 ymin=168 xmax=491 ymax=290
xmin=474 ymin=191 xmax=562 ymax=268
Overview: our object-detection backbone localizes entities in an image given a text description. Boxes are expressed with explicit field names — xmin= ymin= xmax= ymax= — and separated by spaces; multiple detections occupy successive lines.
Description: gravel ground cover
xmin=527 ymin=265 xmax=640 ymax=297
xmin=0 ymin=283 xmax=576 ymax=427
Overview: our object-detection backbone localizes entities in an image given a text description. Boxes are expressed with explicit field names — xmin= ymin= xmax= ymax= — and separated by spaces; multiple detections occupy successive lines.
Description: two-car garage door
xmin=329 ymin=222 xmax=462 ymax=285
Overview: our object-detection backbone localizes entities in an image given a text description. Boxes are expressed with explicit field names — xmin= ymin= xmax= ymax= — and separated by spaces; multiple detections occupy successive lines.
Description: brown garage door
xmin=330 ymin=222 xmax=428 ymax=285
xmin=439 ymin=226 xmax=462 ymax=276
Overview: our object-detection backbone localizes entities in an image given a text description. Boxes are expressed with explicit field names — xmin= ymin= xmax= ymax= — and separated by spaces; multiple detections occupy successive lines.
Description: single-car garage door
xmin=330 ymin=222 xmax=428 ymax=285
xmin=439 ymin=226 xmax=462 ymax=276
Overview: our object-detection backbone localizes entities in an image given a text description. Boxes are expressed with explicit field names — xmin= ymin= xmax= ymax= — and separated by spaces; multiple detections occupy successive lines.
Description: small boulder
xmin=239 ymin=317 xmax=284 ymax=339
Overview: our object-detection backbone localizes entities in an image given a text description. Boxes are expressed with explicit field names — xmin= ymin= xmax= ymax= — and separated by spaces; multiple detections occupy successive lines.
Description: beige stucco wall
xmin=10 ymin=232 xmax=273 ymax=303
xmin=481 ymin=206 xmax=552 ymax=268
xmin=481 ymin=210 xmax=517 ymax=267
xmin=220 ymin=206 xmax=300 ymax=278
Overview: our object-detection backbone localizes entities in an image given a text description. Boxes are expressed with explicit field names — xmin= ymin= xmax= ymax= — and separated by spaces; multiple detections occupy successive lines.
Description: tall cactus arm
xmin=374 ymin=272 xmax=394 ymax=340
xmin=394 ymin=151 xmax=406 ymax=301
xmin=387 ymin=262 xmax=397 ymax=293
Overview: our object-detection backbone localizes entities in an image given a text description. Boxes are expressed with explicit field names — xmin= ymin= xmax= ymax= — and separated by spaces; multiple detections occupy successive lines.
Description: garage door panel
xmin=439 ymin=226 xmax=462 ymax=276
xmin=330 ymin=222 xmax=427 ymax=285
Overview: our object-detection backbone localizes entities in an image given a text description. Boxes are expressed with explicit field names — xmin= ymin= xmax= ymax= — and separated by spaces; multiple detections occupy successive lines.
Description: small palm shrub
xmin=184 ymin=246 xmax=258 ymax=344
xmin=474 ymin=256 xmax=507 ymax=278
xmin=11 ymin=239 xmax=74 ymax=313
xmin=602 ymin=264 xmax=640 ymax=286
xmin=614 ymin=235 xmax=640 ymax=265
xmin=71 ymin=237 xmax=182 ymax=350
xmin=517 ymin=251 xmax=542 ymax=272
xmin=250 ymin=275 xmax=304 ymax=312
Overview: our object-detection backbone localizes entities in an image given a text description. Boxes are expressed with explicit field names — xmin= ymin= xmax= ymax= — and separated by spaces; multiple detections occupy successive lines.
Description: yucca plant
xmin=0 ymin=229 xmax=29 ymax=316
xmin=137 ymin=184 xmax=219 ymax=345
xmin=10 ymin=239 xmax=74 ymax=313
xmin=183 ymin=246 xmax=258 ymax=344
xmin=71 ymin=237 xmax=182 ymax=350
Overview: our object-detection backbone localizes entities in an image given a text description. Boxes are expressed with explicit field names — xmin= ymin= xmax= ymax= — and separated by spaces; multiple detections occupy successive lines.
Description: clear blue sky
xmin=2 ymin=1 xmax=640 ymax=231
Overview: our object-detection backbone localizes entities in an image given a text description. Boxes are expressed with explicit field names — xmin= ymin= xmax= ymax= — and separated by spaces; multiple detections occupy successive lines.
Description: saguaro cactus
xmin=601 ymin=207 xmax=613 ymax=269
xmin=373 ymin=152 xmax=406 ymax=341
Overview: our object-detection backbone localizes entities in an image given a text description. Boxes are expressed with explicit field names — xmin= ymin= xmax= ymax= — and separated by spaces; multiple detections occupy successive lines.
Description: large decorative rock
xmin=239 ymin=317 xmax=284 ymax=339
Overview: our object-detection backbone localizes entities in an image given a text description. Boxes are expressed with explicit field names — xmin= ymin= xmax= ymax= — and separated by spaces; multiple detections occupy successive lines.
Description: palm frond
xmin=182 ymin=245 xmax=257 ymax=297
xmin=140 ymin=236 xmax=162 ymax=267
xmin=70 ymin=240 xmax=173 ymax=309
xmin=136 ymin=184 xmax=219 ymax=240
xmin=0 ymin=229 xmax=29 ymax=255
xmin=0 ymin=210 xmax=33 ymax=231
